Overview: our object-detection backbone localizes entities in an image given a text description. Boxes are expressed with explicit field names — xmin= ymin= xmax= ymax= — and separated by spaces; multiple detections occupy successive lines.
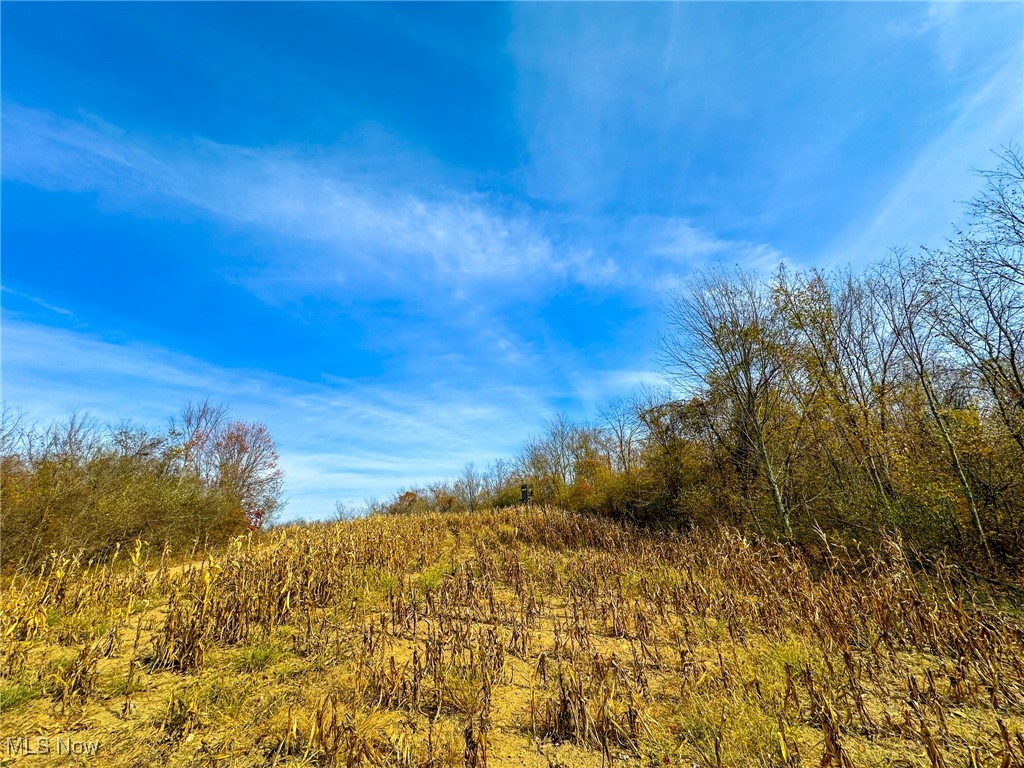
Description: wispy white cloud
xmin=508 ymin=1 xmax=1022 ymax=269
xmin=824 ymin=55 xmax=1023 ymax=266
xmin=567 ymin=368 xmax=668 ymax=415
xmin=887 ymin=2 xmax=995 ymax=74
xmin=646 ymin=218 xmax=788 ymax=273
xmin=2 ymin=103 xmax=785 ymax=302
xmin=1 ymin=287 xmax=75 ymax=318
xmin=887 ymin=2 xmax=960 ymax=42
xmin=1 ymin=105 xmax=604 ymax=297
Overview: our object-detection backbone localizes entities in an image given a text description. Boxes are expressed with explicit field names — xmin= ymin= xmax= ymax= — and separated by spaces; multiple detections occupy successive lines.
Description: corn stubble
xmin=2 ymin=507 xmax=1023 ymax=766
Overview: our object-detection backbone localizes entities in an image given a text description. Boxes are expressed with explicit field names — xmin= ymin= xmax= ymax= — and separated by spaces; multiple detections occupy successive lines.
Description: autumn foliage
xmin=382 ymin=149 xmax=1024 ymax=573
xmin=0 ymin=402 xmax=283 ymax=567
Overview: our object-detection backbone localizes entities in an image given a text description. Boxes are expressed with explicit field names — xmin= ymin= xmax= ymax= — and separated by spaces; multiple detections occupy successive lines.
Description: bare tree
xmin=169 ymin=400 xmax=227 ymax=485
xmin=42 ymin=411 xmax=102 ymax=462
xmin=927 ymin=240 xmax=1024 ymax=456
xmin=875 ymin=251 xmax=993 ymax=564
xmin=457 ymin=462 xmax=483 ymax=512
xmin=542 ymin=414 xmax=576 ymax=487
xmin=775 ymin=267 xmax=900 ymax=514
xmin=516 ymin=414 xmax=578 ymax=500
xmin=925 ymin=151 xmax=1024 ymax=457
xmin=968 ymin=145 xmax=1024 ymax=257
xmin=334 ymin=501 xmax=359 ymax=521
xmin=484 ymin=457 xmax=512 ymax=499
xmin=598 ymin=397 xmax=644 ymax=474
xmin=662 ymin=268 xmax=794 ymax=533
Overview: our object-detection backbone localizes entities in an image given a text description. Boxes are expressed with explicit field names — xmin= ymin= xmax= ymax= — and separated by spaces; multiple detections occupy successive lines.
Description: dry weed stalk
xmin=2 ymin=507 xmax=1023 ymax=766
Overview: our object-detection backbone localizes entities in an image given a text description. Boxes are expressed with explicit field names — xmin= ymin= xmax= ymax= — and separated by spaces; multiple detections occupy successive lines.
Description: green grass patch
xmin=415 ymin=560 xmax=454 ymax=593
xmin=234 ymin=642 xmax=284 ymax=673
xmin=0 ymin=683 xmax=40 ymax=712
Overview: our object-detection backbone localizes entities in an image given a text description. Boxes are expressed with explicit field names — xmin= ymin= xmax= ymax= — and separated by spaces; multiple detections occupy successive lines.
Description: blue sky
xmin=2 ymin=2 xmax=1021 ymax=519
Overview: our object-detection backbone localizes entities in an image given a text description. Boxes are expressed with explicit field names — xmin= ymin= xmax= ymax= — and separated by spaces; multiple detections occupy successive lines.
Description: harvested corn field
xmin=2 ymin=507 xmax=1023 ymax=767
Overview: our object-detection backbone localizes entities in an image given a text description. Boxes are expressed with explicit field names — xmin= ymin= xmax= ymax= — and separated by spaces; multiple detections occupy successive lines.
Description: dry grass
xmin=2 ymin=507 xmax=1023 ymax=766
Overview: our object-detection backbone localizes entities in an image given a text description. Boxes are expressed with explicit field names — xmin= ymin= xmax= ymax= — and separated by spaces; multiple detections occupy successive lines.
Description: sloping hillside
xmin=2 ymin=508 xmax=1023 ymax=766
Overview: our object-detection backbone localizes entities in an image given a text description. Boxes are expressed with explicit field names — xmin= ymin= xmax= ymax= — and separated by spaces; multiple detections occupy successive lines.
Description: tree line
xmin=375 ymin=148 xmax=1024 ymax=571
xmin=0 ymin=401 xmax=283 ymax=567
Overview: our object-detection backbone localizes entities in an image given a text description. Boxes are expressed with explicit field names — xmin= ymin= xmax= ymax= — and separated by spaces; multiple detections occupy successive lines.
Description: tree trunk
xmin=918 ymin=369 xmax=993 ymax=567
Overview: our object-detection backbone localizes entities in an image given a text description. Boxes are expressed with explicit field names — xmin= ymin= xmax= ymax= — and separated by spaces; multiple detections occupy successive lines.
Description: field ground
xmin=2 ymin=507 xmax=1023 ymax=767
